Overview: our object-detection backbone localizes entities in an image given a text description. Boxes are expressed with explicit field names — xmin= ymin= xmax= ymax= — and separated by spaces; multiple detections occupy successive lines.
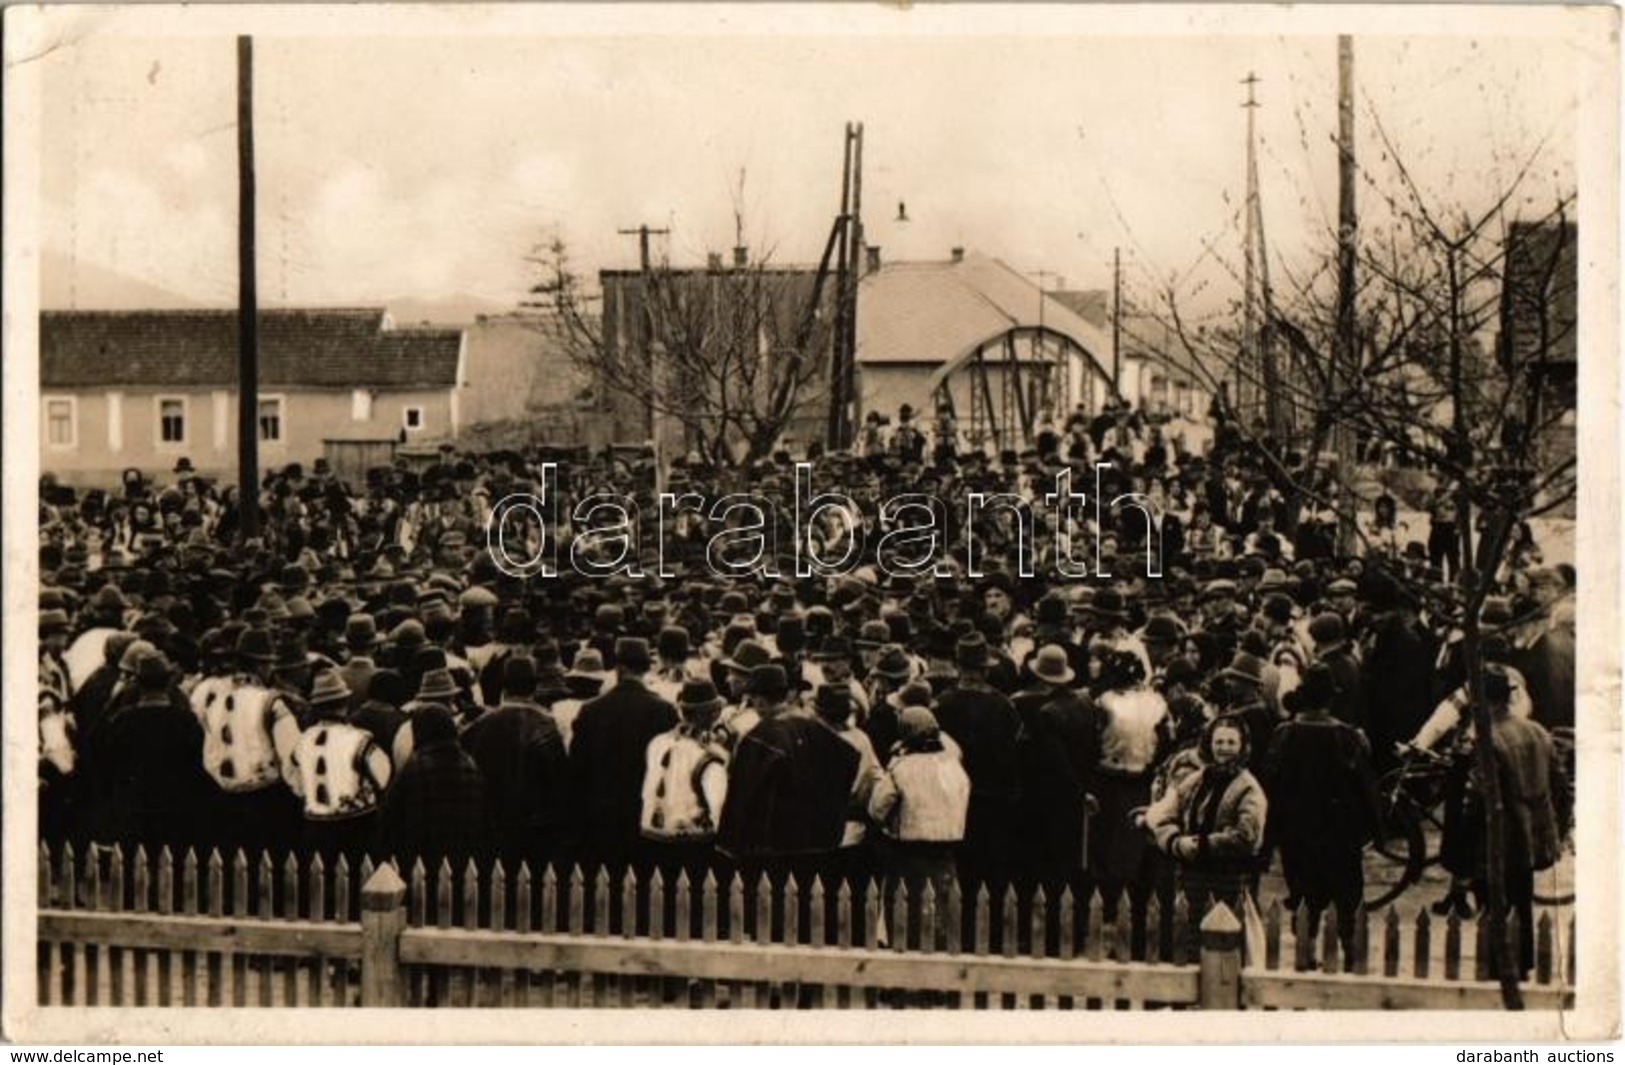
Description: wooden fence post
xmin=1199 ymin=902 xmax=1243 ymax=1010
xmin=360 ymin=863 xmax=407 ymax=1008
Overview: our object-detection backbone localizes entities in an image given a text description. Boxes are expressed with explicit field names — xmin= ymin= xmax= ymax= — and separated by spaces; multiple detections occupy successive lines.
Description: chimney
xmin=733 ymin=245 xmax=749 ymax=268
xmin=951 ymin=246 xmax=965 ymax=263
xmin=866 ymin=246 xmax=882 ymax=274
xmin=707 ymin=252 xmax=724 ymax=271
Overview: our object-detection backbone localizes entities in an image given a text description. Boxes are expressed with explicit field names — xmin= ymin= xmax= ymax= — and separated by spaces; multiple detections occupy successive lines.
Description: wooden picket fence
xmin=36 ymin=843 xmax=1577 ymax=1010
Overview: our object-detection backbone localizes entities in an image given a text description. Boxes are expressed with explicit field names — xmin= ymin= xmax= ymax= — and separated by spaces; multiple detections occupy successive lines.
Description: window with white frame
xmin=352 ymin=388 xmax=373 ymax=422
xmin=403 ymin=406 xmax=424 ymax=431
xmin=157 ymin=396 xmax=187 ymax=445
xmin=258 ymin=395 xmax=285 ymax=443
xmin=44 ymin=396 xmax=76 ymax=448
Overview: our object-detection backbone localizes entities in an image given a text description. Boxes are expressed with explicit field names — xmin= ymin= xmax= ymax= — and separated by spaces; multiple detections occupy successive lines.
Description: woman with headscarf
xmin=1143 ymin=715 xmax=1268 ymax=920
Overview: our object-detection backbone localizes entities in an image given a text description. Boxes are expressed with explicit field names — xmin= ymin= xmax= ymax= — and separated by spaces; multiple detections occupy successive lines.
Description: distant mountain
xmin=383 ymin=293 xmax=514 ymax=327
xmin=40 ymin=250 xmax=202 ymax=310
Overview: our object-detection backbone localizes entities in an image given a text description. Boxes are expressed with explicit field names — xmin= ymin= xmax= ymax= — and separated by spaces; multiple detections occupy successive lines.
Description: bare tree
xmin=1129 ymin=109 xmax=1576 ymax=1007
xmin=524 ymin=236 xmax=834 ymax=467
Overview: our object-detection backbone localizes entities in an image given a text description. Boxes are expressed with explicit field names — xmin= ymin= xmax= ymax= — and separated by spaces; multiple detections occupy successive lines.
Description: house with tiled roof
xmin=39 ymin=308 xmax=466 ymax=485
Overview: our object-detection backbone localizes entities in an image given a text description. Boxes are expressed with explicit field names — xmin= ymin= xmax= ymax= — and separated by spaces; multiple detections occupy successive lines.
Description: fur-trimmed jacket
xmin=1145 ymin=763 xmax=1268 ymax=874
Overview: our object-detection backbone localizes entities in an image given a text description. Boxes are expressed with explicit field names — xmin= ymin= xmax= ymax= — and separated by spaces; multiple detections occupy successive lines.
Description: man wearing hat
xmin=1308 ymin=611 xmax=1367 ymax=733
xmin=462 ymin=656 xmax=574 ymax=874
xmin=1196 ymin=578 xmax=1246 ymax=662
xmin=860 ymin=644 xmax=915 ymax=758
xmin=390 ymin=664 xmax=462 ymax=769
xmin=1212 ymin=650 xmax=1276 ymax=773
xmin=185 ymin=628 xmax=305 ymax=856
xmin=932 ymin=634 xmax=1025 ymax=907
xmin=1011 ymin=644 xmax=1100 ymax=898
xmin=569 ymin=637 xmax=679 ymax=877
xmin=648 ymin=625 xmax=695 ymax=706
xmin=288 ymin=669 xmax=393 ymax=867
xmin=339 ymin=615 xmax=383 ymax=713
xmin=376 ymin=703 xmax=490 ymax=872
xmin=472 ymin=607 xmax=534 ymax=708
xmin=39 ymin=608 xmax=74 ymax=707
xmin=95 ymin=650 xmax=215 ymax=857
xmin=1083 ymin=587 xmax=1152 ymax=679
xmin=639 ymin=678 xmax=733 ymax=923
xmin=716 ymin=671 xmax=862 ymax=920
xmin=1263 ymin=661 xmax=1381 ymax=954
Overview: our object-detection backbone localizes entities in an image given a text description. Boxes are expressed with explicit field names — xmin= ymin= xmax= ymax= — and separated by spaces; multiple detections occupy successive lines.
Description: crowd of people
xmin=36 ymin=398 xmax=1575 ymax=969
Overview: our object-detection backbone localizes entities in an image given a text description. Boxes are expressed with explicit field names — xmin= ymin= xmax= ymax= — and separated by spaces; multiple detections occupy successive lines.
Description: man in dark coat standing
xmin=716 ymin=664 xmax=860 ymax=937
xmin=1011 ymin=645 xmax=1100 ymax=895
xmin=1359 ymin=582 xmax=1438 ymax=771
xmin=377 ymin=703 xmax=488 ymax=873
xmin=96 ymin=651 xmax=214 ymax=858
xmin=461 ymin=655 xmax=574 ymax=873
xmin=931 ymin=636 xmax=1025 ymax=905
xmin=1309 ymin=612 xmax=1368 ymax=735
xmin=568 ymin=638 xmax=678 ymax=874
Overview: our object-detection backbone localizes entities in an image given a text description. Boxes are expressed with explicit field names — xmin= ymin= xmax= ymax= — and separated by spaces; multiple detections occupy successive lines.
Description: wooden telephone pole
xmin=827 ymin=122 xmax=864 ymax=451
xmin=616 ymin=223 xmax=671 ymax=444
xmin=236 ymin=36 xmax=260 ymax=541
xmin=1334 ymin=36 xmax=1359 ymax=553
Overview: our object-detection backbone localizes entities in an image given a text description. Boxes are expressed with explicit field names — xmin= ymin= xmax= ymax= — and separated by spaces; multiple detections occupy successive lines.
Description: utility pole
xmin=827 ymin=122 xmax=864 ymax=451
xmin=236 ymin=36 xmax=260 ymax=542
xmin=1111 ymin=247 xmax=1123 ymax=400
xmin=1334 ymin=36 xmax=1359 ymax=553
xmin=617 ymin=223 xmax=670 ymax=446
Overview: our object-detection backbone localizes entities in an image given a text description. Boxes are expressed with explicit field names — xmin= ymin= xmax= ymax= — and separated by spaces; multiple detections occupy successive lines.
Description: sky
xmin=27 ymin=6 xmax=1597 ymax=319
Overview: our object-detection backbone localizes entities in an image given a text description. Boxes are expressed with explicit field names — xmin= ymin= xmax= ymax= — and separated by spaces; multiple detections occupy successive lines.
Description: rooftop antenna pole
xmin=236 ymin=35 xmax=261 ymax=542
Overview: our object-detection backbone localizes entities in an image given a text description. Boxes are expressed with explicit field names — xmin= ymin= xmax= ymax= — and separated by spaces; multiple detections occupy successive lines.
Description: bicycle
xmin=1365 ymin=741 xmax=1575 ymax=910
xmin=1364 ymin=742 xmax=1456 ymax=909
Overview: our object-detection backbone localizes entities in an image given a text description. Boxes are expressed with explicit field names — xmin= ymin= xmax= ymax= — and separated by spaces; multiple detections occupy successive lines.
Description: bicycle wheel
xmin=1365 ymin=805 xmax=1426 ymax=910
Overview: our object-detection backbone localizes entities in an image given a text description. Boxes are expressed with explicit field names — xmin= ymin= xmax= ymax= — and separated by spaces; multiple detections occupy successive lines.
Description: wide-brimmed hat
xmin=39 ymin=609 xmax=71 ymax=636
xmin=722 ymin=638 xmax=773 ymax=673
xmin=870 ymin=645 xmax=913 ymax=681
xmin=1141 ymin=614 xmax=1186 ymax=645
xmin=1220 ymin=651 xmax=1268 ymax=687
xmin=343 ymin=614 xmax=379 ymax=651
xmin=415 ymin=668 xmax=458 ymax=702
xmin=309 ymin=669 xmax=352 ymax=708
xmin=1087 ymin=588 xmax=1132 ymax=623
xmin=1030 ymin=644 xmax=1075 ymax=686
xmin=389 ymin=619 xmax=428 ymax=653
xmin=615 ymin=637 xmax=652 ymax=672
xmin=954 ymin=634 xmax=990 ymax=671
xmin=745 ymin=664 xmax=789 ymax=700
xmin=235 ymin=628 xmax=276 ymax=664
xmin=656 ymin=625 xmax=691 ymax=661
xmin=854 ymin=620 xmax=892 ymax=651
xmin=676 ymin=678 xmax=725 ymax=716
xmin=810 ymin=635 xmax=853 ymax=663
xmin=1200 ymin=579 xmax=1239 ymax=603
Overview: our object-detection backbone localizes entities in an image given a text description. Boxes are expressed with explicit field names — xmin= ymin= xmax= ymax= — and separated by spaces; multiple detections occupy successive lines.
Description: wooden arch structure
xmin=926 ymin=324 xmax=1121 ymax=453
